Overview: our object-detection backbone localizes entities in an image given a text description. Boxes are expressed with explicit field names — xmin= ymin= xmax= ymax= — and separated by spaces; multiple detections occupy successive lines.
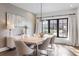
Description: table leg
xmin=36 ymin=44 xmax=38 ymax=56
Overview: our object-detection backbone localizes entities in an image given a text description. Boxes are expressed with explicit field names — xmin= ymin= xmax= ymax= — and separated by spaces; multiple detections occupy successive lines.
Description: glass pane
xmin=50 ymin=20 xmax=57 ymax=36
xmin=43 ymin=21 xmax=48 ymax=33
xmin=59 ymin=19 xmax=68 ymax=37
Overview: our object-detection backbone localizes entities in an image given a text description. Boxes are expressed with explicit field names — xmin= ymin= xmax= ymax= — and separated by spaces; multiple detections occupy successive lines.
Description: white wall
xmin=0 ymin=3 xmax=36 ymax=37
xmin=0 ymin=3 xmax=36 ymax=49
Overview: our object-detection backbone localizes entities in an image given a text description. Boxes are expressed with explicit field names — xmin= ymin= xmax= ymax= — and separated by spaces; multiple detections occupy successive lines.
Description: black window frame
xmin=42 ymin=18 xmax=68 ymax=38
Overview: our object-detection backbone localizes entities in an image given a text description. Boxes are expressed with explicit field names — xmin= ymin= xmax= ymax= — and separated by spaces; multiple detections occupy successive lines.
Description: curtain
xmin=69 ymin=15 xmax=78 ymax=46
xmin=35 ymin=18 xmax=42 ymax=33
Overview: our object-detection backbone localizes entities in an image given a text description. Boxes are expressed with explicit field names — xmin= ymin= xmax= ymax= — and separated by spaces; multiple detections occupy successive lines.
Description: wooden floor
xmin=0 ymin=44 xmax=77 ymax=56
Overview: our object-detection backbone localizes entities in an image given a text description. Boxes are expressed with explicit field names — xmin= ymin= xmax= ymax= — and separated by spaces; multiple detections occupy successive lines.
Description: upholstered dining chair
xmin=15 ymin=40 xmax=34 ymax=56
xmin=38 ymin=37 xmax=51 ymax=56
xmin=39 ymin=32 xmax=44 ymax=38
xmin=7 ymin=37 xmax=16 ymax=49
xmin=50 ymin=35 xmax=56 ymax=49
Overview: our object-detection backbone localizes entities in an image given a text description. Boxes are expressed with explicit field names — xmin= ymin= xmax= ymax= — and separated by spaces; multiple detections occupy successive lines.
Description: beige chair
xmin=15 ymin=40 xmax=34 ymax=56
xmin=50 ymin=35 xmax=56 ymax=49
xmin=39 ymin=32 xmax=44 ymax=37
xmin=38 ymin=38 xmax=51 ymax=55
xmin=7 ymin=37 xmax=16 ymax=49
xmin=34 ymin=33 xmax=44 ymax=38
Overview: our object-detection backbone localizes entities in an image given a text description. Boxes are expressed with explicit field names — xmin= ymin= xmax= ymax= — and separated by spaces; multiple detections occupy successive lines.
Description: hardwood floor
xmin=0 ymin=44 xmax=77 ymax=56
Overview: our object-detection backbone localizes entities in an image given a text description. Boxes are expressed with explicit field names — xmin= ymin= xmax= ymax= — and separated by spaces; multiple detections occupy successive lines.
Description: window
xmin=42 ymin=18 xmax=68 ymax=38
xmin=59 ymin=19 xmax=68 ymax=37
xmin=42 ymin=20 xmax=48 ymax=34
xmin=50 ymin=20 xmax=57 ymax=36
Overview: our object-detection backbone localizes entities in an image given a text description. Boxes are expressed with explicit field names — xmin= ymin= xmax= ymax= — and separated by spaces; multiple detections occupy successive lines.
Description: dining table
xmin=20 ymin=36 xmax=44 ymax=55
xmin=19 ymin=34 xmax=54 ymax=55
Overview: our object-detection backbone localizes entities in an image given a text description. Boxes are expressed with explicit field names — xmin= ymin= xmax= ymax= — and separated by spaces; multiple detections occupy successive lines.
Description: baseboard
xmin=0 ymin=47 xmax=9 ymax=52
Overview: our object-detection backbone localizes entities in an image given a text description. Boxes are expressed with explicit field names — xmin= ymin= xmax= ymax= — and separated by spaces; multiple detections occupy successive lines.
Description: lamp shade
xmin=7 ymin=20 xmax=14 ymax=29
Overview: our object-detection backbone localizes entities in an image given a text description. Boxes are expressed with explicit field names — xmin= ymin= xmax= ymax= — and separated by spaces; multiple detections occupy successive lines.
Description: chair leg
xmin=16 ymin=50 xmax=19 ymax=56
xmin=39 ymin=50 xmax=48 ymax=56
xmin=45 ymin=50 xmax=48 ymax=56
xmin=51 ymin=44 xmax=53 ymax=49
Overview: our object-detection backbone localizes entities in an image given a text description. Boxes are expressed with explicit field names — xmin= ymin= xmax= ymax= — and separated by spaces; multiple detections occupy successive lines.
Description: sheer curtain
xmin=68 ymin=15 xmax=78 ymax=46
xmin=35 ymin=17 xmax=42 ymax=33
xmin=76 ymin=9 xmax=79 ymax=46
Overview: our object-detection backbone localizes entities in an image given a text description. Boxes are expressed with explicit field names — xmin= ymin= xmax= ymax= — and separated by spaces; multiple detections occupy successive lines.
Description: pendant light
xmin=40 ymin=3 xmax=42 ymax=21
xmin=40 ymin=3 xmax=43 ymax=32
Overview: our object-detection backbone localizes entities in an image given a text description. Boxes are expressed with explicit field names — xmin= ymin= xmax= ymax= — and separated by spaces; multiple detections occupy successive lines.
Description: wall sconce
xmin=7 ymin=20 xmax=14 ymax=37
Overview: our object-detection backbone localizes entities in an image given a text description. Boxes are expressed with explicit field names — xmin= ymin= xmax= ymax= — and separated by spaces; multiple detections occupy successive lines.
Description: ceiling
xmin=11 ymin=3 xmax=79 ymax=15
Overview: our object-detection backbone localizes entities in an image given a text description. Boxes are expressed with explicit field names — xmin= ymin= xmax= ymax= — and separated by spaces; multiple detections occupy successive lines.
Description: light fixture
xmin=40 ymin=3 xmax=43 ymax=32
xmin=7 ymin=21 xmax=14 ymax=29
xmin=40 ymin=3 xmax=42 ymax=21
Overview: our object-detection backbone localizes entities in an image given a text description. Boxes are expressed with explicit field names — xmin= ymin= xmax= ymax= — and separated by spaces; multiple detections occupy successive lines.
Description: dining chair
xmin=34 ymin=33 xmax=44 ymax=38
xmin=50 ymin=35 xmax=56 ymax=49
xmin=15 ymin=40 xmax=34 ymax=56
xmin=39 ymin=32 xmax=44 ymax=37
xmin=38 ymin=37 xmax=51 ymax=56
xmin=7 ymin=37 xmax=16 ymax=50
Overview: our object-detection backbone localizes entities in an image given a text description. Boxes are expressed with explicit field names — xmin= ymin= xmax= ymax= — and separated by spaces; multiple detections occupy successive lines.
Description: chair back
xmin=50 ymin=35 xmax=56 ymax=44
xmin=39 ymin=37 xmax=51 ymax=50
xmin=15 ymin=40 xmax=33 ymax=56
xmin=7 ymin=37 xmax=16 ymax=48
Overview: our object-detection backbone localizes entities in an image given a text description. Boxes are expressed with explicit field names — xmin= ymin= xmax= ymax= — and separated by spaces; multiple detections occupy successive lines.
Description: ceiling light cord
xmin=40 ymin=3 xmax=42 ymax=21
